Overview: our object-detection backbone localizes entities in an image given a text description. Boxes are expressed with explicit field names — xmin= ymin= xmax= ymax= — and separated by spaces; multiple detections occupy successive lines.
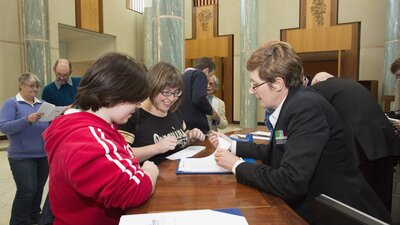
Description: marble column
xmin=382 ymin=0 xmax=400 ymax=110
xmin=143 ymin=6 xmax=154 ymax=69
xmin=152 ymin=0 xmax=184 ymax=72
xmin=240 ymin=0 xmax=258 ymax=128
xmin=18 ymin=0 xmax=51 ymax=96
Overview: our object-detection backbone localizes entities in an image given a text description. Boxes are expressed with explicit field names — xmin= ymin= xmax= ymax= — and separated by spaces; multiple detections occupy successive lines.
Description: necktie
xmin=264 ymin=109 xmax=274 ymax=131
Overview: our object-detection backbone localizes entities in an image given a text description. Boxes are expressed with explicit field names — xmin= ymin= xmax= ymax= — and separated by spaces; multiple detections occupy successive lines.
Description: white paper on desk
xmin=37 ymin=102 xmax=67 ymax=122
xmin=235 ymin=134 xmax=270 ymax=141
xmin=166 ymin=146 xmax=205 ymax=160
xmin=119 ymin=209 xmax=249 ymax=225
xmin=177 ymin=150 xmax=229 ymax=173
xmin=218 ymin=136 xmax=231 ymax=149
xmin=250 ymin=131 xmax=271 ymax=137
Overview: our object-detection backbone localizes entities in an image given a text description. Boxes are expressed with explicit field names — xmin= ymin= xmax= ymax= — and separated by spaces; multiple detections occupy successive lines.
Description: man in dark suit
xmin=179 ymin=57 xmax=218 ymax=133
xmin=209 ymin=41 xmax=391 ymax=224
xmin=311 ymin=72 xmax=400 ymax=212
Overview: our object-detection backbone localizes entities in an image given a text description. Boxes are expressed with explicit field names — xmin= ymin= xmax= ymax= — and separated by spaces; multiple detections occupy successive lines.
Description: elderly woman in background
xmin=207 ymin=75 xmax=228 ymax=131
xmin=0 ymin=73 xmax=49 ymax=225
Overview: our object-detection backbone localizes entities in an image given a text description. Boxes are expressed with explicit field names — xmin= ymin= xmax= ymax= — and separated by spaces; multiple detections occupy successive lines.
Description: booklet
xmin=119 ymin=208 xmax=249 ymax=225
xmin=38 ymin=102 xmax=67 ymax=122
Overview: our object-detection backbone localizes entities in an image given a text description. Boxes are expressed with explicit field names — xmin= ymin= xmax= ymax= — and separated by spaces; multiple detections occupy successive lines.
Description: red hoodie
xmin=43 ymin=111 xmax=153 ymax=225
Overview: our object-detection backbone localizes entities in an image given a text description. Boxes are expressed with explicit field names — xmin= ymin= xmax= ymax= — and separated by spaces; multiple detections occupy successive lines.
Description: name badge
xmin=274 ymin=130 xmax=288 ymax=144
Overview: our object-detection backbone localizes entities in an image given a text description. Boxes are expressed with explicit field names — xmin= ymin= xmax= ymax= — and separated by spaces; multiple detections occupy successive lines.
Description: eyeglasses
xmin=161 ymin=90 xmax=182 ymax=97
xmin=23 ymin=83 xmax=40 ymax=89
xmin=249 ymin=80 xmax=268 ymax=91
xmin=56 ymin=72 xmax=71 ymax=79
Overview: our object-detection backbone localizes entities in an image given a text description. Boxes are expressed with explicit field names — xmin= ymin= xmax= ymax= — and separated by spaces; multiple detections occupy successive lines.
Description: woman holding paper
xmin=0 ymin=72 xmax=49 ymax=225
xmin=119 ymin=62 xmax=205 ymax=164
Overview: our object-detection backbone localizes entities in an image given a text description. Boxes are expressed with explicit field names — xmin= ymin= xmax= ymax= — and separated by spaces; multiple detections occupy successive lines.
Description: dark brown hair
xmin=246 ymin=40 xmax=303 ymax=88
xmin=74 ymin=52 xmax=149 ymax=111
xmin=193 ymin=57 xmax=216 ymax=72
xmin=147 ymin=62 xmax=184 ymax=112
xmin=390 ymin=58 xmax=400 ymax=74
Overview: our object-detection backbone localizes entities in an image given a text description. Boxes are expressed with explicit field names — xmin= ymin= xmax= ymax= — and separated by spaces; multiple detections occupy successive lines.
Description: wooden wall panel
xmin=185 ymin=36 xmax=230 ymax=58
xmin=284 ymin=25 xmax=353 ymax=53
xmin=76 ymin=0 xmax=103 ymax=33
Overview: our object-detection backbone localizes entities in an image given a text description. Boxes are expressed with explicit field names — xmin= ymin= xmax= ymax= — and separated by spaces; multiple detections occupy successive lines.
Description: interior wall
xmin=0 ymin=0 xmax=22 ymax=104
xmin=185 ymin=0 xmax=387 ymax=123
xmin=338 ymin=0 xmax=387 ymax=102
xmin=48 ymin=0 xmax=76 ymax=79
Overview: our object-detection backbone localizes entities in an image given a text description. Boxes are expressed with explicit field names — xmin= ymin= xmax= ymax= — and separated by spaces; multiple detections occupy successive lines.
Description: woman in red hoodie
xmin=43 ymin=52 xmax=158 ymax=225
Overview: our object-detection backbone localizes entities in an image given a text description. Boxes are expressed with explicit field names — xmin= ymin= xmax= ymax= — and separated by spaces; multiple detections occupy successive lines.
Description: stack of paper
xmin=176 ymin=137 xmax=232 ymax=174
xmin=177 ymin=150 xmax=230 ymax=174
xmin=119 ymin=208 xmax=249 ymax=225
xmin=166 ymin=146 xmax=205 ymax=160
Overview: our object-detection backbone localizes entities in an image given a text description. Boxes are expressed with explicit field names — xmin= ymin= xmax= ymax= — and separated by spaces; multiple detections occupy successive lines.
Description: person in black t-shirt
xmin=118 ymin=62 xmax=205 ymax=164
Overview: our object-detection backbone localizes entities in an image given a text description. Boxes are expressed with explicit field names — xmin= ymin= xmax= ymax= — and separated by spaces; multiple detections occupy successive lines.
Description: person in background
xmin=207 ymin=75 xmax=228 ymax=132
xmin=179 ymin=57 xmax=218 ymax=133
xmin=311 ymin=71 xmax=400 ymax=212
xmin=209 ymin=40 xmax=391 ymax=224
xmin=119 ymin=62 xmax=205 ymax=164
xmin=0 ymin=73 xmax=49 ymax=225
xmin=42 ymin=58 xmax=81 ymax=106
xmin=388 ymin=58 xmax=400 ymax=130
xmin=42 ymin=52 xmax=158 ymax=225
xmin=302 ymin=75 xmax=311 ymax=87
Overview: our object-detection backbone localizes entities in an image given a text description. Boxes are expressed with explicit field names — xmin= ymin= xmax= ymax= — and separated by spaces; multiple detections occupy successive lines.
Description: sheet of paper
xmin=250 ymin=131 xmax=271 ymax=137
xmin=166 ymin=146 xmax=205 ymax=160
xmin=235 ymin=134 xmax=270 ymax=141
xmin=38 ymin=102 xmax=67 ymax=122
xmin=218 ymin=136 xmax=231 ymax=149
xmin=119 ymin=209 xmax=249 ymax=225
xmin=177 ymin=150 xmax=229 ymax=173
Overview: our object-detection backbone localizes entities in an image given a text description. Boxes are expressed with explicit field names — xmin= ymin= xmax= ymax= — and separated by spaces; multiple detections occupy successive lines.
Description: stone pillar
xmin=240 ymin=0 xmax=258 ymax=128
xmin=143 ymin=6 xmax=153 ymax=69
xmin=18 ymin=0 xmax=52 ymax=96
xmin=152 ymin=0 xmax=184 ymax=72
xmin=382 ymin=0 xmax=400 ymax=110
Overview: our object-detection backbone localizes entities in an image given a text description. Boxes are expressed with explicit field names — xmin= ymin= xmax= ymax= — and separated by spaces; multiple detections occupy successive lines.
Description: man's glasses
xmin=249 ymin=80 xmax=268 ymax=91
xmin=56 ymin=72 xmax=71 ymax=79
xmin=161 ymin=90 xmax=182 ymax=97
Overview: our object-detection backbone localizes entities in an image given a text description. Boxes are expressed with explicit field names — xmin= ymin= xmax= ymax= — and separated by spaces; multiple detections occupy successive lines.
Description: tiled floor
xmin=1 ymin=126 xmax=399 ymax=225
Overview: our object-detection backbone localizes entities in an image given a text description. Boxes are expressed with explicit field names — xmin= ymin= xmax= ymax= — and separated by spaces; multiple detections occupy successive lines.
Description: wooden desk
xmin=127 ymin=131 xmax=307 ymax=225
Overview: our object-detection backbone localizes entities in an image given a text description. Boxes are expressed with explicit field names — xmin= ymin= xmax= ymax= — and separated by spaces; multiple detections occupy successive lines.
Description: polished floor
xmin=0 ymin=126 xmax=399 ymax=224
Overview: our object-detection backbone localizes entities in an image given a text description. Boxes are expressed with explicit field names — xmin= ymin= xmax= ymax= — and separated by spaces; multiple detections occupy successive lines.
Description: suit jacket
xmin=235 ymin=87 xmax=391 ymax=224
xmin=178 ymin=69 xmax=213 ymax=133
xmin=207 ymin=96 xmax=228 ymax=131
xmin=311 ymin=78 xmax=400 ymax=162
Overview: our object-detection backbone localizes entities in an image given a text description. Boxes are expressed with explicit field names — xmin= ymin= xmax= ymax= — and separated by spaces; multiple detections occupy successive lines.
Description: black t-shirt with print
xmin=118 ymin=108 xmax=188 ymax=164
